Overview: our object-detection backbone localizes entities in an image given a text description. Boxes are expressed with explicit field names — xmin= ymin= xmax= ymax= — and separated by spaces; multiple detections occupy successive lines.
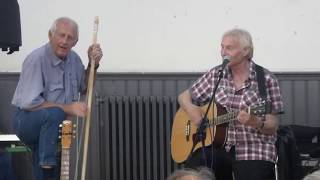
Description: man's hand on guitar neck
xmin=237 ymin=110 xmax=260 ymax=128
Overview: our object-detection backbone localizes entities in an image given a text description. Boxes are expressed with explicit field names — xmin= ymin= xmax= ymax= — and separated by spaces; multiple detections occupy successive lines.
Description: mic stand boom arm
xmin=185 ymin=59 xmax=228 ymax=166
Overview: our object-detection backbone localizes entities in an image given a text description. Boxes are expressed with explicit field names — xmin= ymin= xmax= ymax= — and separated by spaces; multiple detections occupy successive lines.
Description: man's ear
xmin=72 ymin=38 xmax=78 ymax=47
xmin=242 ymin=47 xmax=250 ymax=57
xmin=48 ymin=31 xmax=52 ymax=40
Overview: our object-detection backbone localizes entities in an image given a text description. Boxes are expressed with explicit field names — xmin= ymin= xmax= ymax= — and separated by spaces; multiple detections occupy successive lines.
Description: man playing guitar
xmin=177 ymin=28 xmax=284 ymax=180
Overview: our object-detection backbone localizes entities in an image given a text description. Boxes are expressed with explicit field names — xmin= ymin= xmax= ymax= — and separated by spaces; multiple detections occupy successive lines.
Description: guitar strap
xmin=255 ymin=64 xmax=272 ymax=114
xmin=255 ymin=64 xmax=266 ymax=98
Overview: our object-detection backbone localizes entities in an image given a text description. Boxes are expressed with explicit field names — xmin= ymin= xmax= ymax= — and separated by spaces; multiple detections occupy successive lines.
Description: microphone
xmin=221 ymin=56 xmax=230 ymax=70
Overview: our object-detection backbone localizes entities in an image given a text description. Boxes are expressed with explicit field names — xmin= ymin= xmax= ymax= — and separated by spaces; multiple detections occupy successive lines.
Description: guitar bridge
xmin=185 ymin=120 xmax=191 ymax=141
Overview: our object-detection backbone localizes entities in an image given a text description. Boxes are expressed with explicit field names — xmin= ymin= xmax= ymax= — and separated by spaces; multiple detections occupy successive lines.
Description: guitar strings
xmin=209 ymin=105 xmax=215 ymax=169
xmin=73 ymin=92 xmax=84 ymax=180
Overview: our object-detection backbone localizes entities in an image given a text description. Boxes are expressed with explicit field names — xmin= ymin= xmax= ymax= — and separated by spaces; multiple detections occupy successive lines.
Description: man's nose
xmin=61 ymin=36 xmax=69 ymax=44
xmin=61 ymin=38 xmax=67 ymax=44
xmin=221 ymin=49 xmax=227 ymax=57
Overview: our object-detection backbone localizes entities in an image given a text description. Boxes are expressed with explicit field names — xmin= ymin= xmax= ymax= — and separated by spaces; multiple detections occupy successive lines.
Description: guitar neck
xmin=60 ymin=149 xmax=70 ymax=180
xmin=209 ymin=105 xmax=262 ymax=126
xmin=210 ymin=111 xmax=238 ymax=126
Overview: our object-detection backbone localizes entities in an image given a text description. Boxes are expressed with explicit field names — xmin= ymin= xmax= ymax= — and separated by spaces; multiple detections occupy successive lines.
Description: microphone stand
xmin=185 ymin=58 xmax=229 ymax=167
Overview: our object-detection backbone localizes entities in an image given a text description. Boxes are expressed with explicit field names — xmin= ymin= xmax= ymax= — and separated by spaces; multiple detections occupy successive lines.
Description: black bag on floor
xmin=276 ymin=125 xmax=304 ymax=180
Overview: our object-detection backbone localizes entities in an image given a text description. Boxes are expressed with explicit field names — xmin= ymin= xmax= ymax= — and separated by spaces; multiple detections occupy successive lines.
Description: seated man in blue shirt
xmin=11 ymin=17 xmax=103 ymax=180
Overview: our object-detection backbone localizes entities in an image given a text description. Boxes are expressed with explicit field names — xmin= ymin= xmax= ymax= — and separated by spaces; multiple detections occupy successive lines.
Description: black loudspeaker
xmin=290 ymin=125 xmax=320 ymax=157
xmin=0 ymin=0 xmax=22 ymax=54
xmin=290 ymin=125 xmax=320 ymax=175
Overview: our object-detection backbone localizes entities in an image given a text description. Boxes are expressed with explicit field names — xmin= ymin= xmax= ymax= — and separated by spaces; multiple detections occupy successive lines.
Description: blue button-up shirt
xmin=12 ymin=43 xmax=86 ymax=109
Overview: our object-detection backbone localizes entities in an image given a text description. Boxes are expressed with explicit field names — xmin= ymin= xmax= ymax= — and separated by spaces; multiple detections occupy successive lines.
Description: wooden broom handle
xmin=81 ymin=16 xmax=99 ymax=180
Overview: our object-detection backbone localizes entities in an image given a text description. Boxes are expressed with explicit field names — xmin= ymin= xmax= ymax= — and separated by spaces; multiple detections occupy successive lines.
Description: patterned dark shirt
xmin=190 ymin=60 xmax=284 ymax=162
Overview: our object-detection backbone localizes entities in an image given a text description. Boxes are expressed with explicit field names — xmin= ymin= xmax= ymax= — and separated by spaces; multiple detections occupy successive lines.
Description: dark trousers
xmin=185 ymin=146 xmax=275 ymax=180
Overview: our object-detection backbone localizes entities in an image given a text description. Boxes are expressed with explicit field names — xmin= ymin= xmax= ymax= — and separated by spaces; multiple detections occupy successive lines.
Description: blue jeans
xmin=12 ymin=107 xmax=66 ymax=180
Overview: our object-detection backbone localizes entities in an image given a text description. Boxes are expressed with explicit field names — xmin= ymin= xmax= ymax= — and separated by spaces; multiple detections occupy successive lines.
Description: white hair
xmin=167 ymin=167 xmax=215 ymax=180
xmin=49 ymin=17 xmax=79 ymax=40
xmin=303 ymin=170 xmax=320 ymax=180
xmin=223 ymin=28 xmax=254 ymax=59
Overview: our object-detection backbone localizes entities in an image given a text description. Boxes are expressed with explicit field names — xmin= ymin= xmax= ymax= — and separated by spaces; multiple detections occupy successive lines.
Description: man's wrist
xmin=88 ymin=63 xmax=99 ymax=70
xmin=256 ymin=119 xmax=265 ymax=132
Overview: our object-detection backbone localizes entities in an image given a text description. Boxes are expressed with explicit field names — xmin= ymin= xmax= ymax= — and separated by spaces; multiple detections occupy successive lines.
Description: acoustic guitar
xmin=60 ymin=120 xmax=73 ymax=180
xmin=170 ymin=102 xmax=266 ymax=163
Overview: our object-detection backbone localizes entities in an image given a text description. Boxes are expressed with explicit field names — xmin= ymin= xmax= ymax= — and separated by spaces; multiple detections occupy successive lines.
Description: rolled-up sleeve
xmin=12 ymin=54 xmax=45 ymax=109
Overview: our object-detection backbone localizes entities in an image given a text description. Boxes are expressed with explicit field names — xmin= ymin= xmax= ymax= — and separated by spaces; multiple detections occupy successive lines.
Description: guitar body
xmin=170 ymin=103 xmax=229 ymax=163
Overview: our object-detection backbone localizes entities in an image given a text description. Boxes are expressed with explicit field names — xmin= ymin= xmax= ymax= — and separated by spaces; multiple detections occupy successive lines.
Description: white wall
xmin=1 ymin=0 xmax=320 ymax=72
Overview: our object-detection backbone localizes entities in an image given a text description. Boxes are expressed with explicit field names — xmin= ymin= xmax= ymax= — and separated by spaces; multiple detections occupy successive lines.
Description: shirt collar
xmin=248 ymin=60 xmax=256 ymax=81
xmin=224 ymin=61 xmax=255 ymax=78
xmin=224 ymin=60 xmax=257 ymax=90
xmin=45 ymin=43 xmax=68 ymax=67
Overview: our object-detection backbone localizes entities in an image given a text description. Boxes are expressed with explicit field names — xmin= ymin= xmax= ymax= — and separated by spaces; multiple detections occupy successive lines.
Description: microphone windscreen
xmin=222 ymin=56 xmax=230 ymax=68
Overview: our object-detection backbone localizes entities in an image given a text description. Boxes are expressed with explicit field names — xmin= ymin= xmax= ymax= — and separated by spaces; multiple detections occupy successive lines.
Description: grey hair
xmin=49 ymin=17 xmax=79 ymax=40
xmin=223 ymin=28 xmax=254 ymax=59
xmin=167 ymin=167 xmax=215 ymax=180
xmin=303 ymin=170 xmax=320 ymax=180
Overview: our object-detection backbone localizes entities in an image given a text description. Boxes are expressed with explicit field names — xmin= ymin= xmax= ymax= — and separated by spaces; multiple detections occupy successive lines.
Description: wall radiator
xmin=97 ymin=96 xmax=182 ymax=180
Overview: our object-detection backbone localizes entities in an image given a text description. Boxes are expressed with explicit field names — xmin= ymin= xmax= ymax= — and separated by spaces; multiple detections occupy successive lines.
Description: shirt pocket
xmin=215 ymin=86 xmax=230 ymax=106
xmin=242 ymin=89 xmax=260 ymax=107
xmin=47 ymin=83 xmax=64 ymax=102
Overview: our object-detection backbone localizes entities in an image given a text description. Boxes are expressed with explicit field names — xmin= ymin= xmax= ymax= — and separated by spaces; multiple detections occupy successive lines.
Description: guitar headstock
xmin=60 ymin=120 xmax=73 ymax=149
xmin=248 ymin=100 xmax=268 ymax=116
